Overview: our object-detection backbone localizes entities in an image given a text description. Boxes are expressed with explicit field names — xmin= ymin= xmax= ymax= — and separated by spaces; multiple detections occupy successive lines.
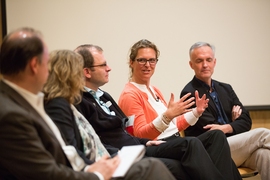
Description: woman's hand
xmin=195 ymin=90 xmax=209 ymax=116
xmin=146 ymin=140 xmax=166 ymax=146
xmin=165 ymin=93 xmax=195 ymax=120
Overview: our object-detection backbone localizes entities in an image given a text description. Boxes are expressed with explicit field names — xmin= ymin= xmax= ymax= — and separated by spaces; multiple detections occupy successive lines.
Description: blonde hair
xmin=43 ymin=50 xmax=85 ymax=104
xmin=128 ymin=39 xmax=160 ymax=80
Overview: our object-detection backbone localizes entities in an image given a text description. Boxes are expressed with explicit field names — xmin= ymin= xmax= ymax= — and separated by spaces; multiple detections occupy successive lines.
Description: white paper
xmin=112 ymin=145 xmax=145 ymax=177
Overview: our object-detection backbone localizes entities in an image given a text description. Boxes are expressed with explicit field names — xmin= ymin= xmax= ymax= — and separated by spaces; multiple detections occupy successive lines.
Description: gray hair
xmin=189 ymin=42 xmax=215 ymax=57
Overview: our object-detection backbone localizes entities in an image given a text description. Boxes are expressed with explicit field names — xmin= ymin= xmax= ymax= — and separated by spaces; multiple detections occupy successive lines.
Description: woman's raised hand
xmin=195 ymin=90 xmax=209 ymax=116
xmin=165 ymin=92 xmax=195 ymax=119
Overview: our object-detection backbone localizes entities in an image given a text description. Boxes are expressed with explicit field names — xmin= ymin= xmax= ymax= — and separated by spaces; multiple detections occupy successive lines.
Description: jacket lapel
xmin=212 ymin=81 xmax=229 ymax=123
xmin=192 ymin=78 xmax=217 ymax=111
xmin=0 ymin=81 xmax=57 ymax=138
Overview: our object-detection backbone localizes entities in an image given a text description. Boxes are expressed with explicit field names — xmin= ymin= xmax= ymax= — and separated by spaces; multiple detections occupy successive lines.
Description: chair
xmin=238 ymin=167 xmax=258 ymax=178
xmin=179 ymin=131 xmax=258 ymax=178
xmin=125 ymin=115 xmax=135 ymax=136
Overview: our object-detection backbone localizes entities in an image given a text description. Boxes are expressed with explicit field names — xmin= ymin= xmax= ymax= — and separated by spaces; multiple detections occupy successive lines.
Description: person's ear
xmin=29 ymin=56 xmax=39 ymax=75
xmin=189 ymin=60 xmax=194 ymax=69
xmin=129 ymin=59 xmax=134 ymax=68
xmin=83 ymin=67 xmax=91 ymax=78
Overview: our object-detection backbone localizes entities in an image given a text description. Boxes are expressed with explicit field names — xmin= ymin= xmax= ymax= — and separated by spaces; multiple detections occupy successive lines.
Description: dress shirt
xmin=84 ymin=87 xmax=115 ymax=116
xmin=209 ymin=91 xmax=227 ymax=124
xmin=195 ymin=77 xmax=228 ymax=124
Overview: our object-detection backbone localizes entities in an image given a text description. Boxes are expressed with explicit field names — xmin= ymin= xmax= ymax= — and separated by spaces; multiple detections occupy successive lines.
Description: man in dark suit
xmin=0 ymin=27 xmax=176 ymax=180
xmin=180 ymin=41 xmax=270 ymax=180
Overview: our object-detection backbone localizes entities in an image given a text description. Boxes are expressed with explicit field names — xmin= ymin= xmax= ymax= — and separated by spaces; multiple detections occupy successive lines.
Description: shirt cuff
xmin=93 ymin=171 xmax=104 ymax=180
xmin=84 ymin=166 xmax=104 ymax=180
xmin=152 ymin=115 xmax=169 ymax=132
xmin=184 ymin=110 xmax=198 ymax=126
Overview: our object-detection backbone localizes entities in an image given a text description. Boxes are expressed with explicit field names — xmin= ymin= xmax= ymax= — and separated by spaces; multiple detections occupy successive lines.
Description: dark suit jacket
xmin=180 ymin=76 xmax=252 ymax=137
xmin=44 ymin=97 xmax=93 ymax=165
xmin=0 ymin=81 xmax=96 ymax=180
xmin=76 ymin=90 xmax=149 ymax=149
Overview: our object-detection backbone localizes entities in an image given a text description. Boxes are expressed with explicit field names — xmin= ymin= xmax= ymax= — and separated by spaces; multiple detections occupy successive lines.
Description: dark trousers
xmin=145 ymin=130 xmax=241 ymax=180
xmin=113 ymin=157 xmax=176 ymax=180
xmin=156 ymin=158 xmax=190 ymax=180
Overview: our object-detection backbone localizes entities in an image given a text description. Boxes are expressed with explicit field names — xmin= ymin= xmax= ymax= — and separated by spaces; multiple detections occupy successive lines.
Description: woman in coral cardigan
xmin=118 ymin=39 xmax=209 ymax=140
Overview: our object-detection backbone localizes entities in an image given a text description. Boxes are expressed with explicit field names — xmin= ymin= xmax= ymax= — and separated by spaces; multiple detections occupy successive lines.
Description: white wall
xmin=6 ymin=0 xmax=270 ymax=106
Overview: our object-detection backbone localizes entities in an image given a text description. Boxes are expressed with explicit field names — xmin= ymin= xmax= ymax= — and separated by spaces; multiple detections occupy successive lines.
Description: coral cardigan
xmin=118 ymin=82 xmax=190 ymax=140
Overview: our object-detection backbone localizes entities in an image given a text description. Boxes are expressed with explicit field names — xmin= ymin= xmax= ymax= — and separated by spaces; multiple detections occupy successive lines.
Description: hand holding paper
xmin=112 ymin=145 xmax=145 ymax=177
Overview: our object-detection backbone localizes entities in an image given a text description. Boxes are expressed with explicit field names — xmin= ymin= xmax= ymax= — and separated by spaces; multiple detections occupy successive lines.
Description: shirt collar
xmin=130 ymin=82 xmax=148 ymax=91
xmin=3 ymin=79 xmax=44 ymax=109
xmin=194 ymin=77 xmax=215 ymax=92
xmin=84 ymin=86 xmax=104 ymax=99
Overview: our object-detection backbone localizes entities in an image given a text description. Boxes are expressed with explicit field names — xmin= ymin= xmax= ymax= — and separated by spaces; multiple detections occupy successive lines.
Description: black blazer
xmin=0 ymin=81 xmax=96 ymax=180
xmin=75 ymin=90 xmax=149 ymax=149
xmin=180 ymin=76 xmax=252 ymax=137
xmin=44 ymin=97 xmax=93 ymax=165
xmin=44 ymin=97 xmax=119 ymax=164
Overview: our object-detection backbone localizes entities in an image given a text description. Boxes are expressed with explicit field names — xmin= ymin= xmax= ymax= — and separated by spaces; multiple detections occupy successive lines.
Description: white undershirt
xmin=130 ymin=82 xmax=178 ymax=139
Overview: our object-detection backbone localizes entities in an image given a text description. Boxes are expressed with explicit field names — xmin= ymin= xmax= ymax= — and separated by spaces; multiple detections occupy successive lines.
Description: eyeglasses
xmin=136 ymin=58 xmax=158 ymax=65
xmin=90 ymin=63 xmax=108 ymax=68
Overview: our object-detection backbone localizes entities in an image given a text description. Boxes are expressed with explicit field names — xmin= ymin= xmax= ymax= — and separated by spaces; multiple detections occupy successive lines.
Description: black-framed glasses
xmin=90 ymin=63 xmax=108 ymax=68
xmin=136 ymin=58 xmax=158 ymax=65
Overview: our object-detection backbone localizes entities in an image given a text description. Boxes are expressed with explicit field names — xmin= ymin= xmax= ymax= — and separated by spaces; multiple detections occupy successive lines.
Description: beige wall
xmin=5 ymin=0 xmax=270 ymax=107
xmin=3 ymin=0 xmax=270 ymax=129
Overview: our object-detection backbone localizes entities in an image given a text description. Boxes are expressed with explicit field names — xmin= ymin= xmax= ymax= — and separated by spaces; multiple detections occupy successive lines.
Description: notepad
xmin=112 ymin=145 xmax=145 ymax=177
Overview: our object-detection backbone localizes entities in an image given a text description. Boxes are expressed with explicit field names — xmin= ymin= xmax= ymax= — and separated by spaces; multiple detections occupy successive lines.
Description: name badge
xmin=106 ymin=101 xmax=112 ymax=107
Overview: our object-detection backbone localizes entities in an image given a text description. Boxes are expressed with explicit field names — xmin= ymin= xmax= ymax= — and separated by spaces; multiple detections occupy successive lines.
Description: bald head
xmin=0 ymin=27 xmax=44 ymax=75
